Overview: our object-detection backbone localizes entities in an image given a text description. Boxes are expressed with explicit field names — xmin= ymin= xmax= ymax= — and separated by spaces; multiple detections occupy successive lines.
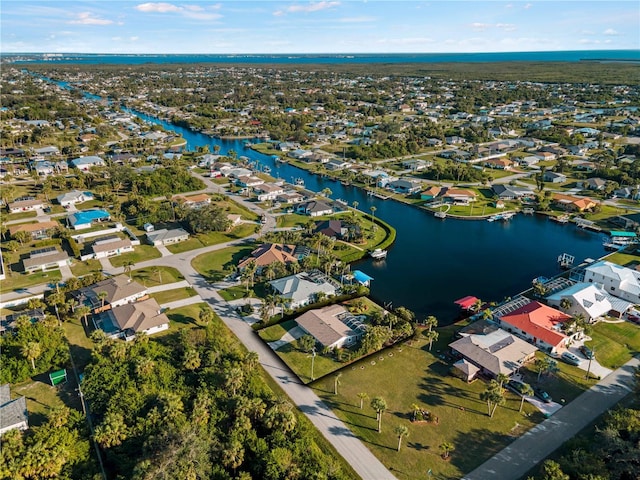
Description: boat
xmin=501 ymin=212 xmax=515 ymax=221
xmin=434 ymin=211 xmax=446 ymax=219
xmin=550 ymin=214 xmax=570 ymax=224
xmin=275 ymin=156 xmax=287 ymax=163
xmin=369 ymin=249 xmax=388 ymax=260
xmin=263 ymin=166 xmax=271 ymax=174
xmin=341 ymin=180 xmax=350 ymax=186
xmin=523 ymin=207 xmax=535 ymax=215
xmin=336 ymin=198 xmax=348 ymax=206
xmin=295 ymin=178 xmax=305 ymax=186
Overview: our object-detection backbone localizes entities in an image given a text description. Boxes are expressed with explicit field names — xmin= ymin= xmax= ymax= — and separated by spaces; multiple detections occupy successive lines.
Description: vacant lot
xmin=191 ymin=244 xmax=255 ymax=282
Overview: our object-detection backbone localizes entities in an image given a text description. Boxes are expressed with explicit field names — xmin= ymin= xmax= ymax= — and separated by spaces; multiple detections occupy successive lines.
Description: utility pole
xmin=310 ymin=348 xmax=316 ymax=381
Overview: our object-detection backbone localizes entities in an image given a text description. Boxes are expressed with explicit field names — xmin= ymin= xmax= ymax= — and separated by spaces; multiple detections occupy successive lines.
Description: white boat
xmin=295 ymin=178 xmax=305 ymax=186
xmin=336 ymin=198 xmax=348 ymax=205
xmin=370 ymin=249 xmax=388 ymax=260
xmin=263 ymin=166 xmax=271 ymax=173
xmin=434 ymin=211 xmax=446 ymax=219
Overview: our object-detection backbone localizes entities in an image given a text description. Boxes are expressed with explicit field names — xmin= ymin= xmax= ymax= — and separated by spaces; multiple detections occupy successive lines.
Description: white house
xmin=22 ymin=247 xmax=70 ymax=273
xmin=546 ymin=283 xmax=615 ymax=321
xmin=8 ymin=198 xmax=47 ymax=213
xmin=77 ymin=275 xmax=148 ymax=312
xmin=296 ymin=200 xmax=333 ymax=217
xmin=583 ymin=261 xmax=640 ymax=304
xmin=146 ymin=228 xmax=190 ymax=246
xmin=269 ymin=271 xmax=337 ymax=309
xmin=71 ymin=155 xmax=106 ymax=171
xmin=90 ymin=236 xmax=134 ymax=260
xmin=56 ymin=190 xmax=95 ymax=207
xmin=254 ymin=183 xmax=285 ymax=201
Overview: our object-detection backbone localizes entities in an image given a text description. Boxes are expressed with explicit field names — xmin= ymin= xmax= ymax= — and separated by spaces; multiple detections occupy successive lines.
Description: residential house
xmin=442 ymin=188 xmax=477 ymax=205
xmin=584 ymin=177 xmax=608 ymax=191
xmin=613 ymin=187 xmax=640 ymax=201
xmin=97 ymin=298 xmax=169 ymax=340
xmin=325 ymin=159 xmax=351 ymax=171
xmin=22 ymin=247 xmax=70 ymax=273
xmin=518 ymin=155 xmax=540 ymax=167
xmin=295 ymin=304 xmax=366 ymax=349
xmin=8 ymin=197 xmax=47 ymax=213
xmin=9 ymin=221 xmax=59 ymax=240
xmin=90 ymin=236 xmax=134 ymax=260
xmin=269 ymin=271 xmax=337 ymax=309
xmin=174 ymin=193 xmax=211 ymax=209
xmin=0 ymin=384 xmax=28 ymax=435
xmin=238 ymin=243 xmax=298 ymax=272
xmin=546 ymin=283 xmax=624 ymax=321
xmin=552 ymin=194 xmax=597 ymax=212
xmin=420 ymin=186 xmax=442 ymax=200
xmin=536 ymin=151 xmax=556 ymax=161
xmin=492 ymin=184 xmax=534 ymax=200
xmin=314 ymin=220 xmax=345 ymax=239
xmin=277 ymin=191 xmax=305 ymax=204
xmin=401 ymin=159 xmax=430 ymax=171
xmin=542 ymin=171 xmax=566 ymax=183
xmin=236 ymin=175 xmax=264 ymax=188
xmin=33 ymin=146 xmax=59 ymax=157
xmin=495 ymin=301 xmax=572 ymax=354
xmin=67 ymin=209 xmax=111 ymax=230
xmin=484 ymin=158 xmax=514 ymax=170
xmin=296 ymin=200 xmax=333 ymax=217
xmin=288 ymin=149 xmax=313 ymax=160
xmin=56 ymin=190 xmax=95 ymax=207
xmin=71 ymin=155 xmax=106 ymax=171
xmin=1 ymin=309 xmax=46 ymax=334
xmin=146 ymin=228 xmax=190 ymax=246
xmin=254 ymin=183 xmax=285 ymax=202
xmin=583 ymin=261 xmax=640 ymax=304
xmin=386 ymin=179 xmax=422 ymax=194
xmin=76 ymin=275 xmax=148 ymax=313
xmin=449 ymin=326 xmax=537 ymax=381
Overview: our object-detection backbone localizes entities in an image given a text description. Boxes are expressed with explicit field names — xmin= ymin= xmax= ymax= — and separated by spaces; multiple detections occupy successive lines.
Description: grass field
xmin=587 ymin=321 xmax=640 ymax=369
xmin=218 ymin=283 xmax=267 ymax=301
xmin=312 ymin=328 xmax=544 ymax=480
xmin=108 ymin=244 xmax=162 ymax=267
xmin=2 ymin=269 xmax=62 ymax=292
xmin=150 ymin=287 xmax=198 ymax=304
xmin=70 ymin=259 xmax=102 ymax=277
xmin=166 ymin=223 xmax=257 ymax=254
xmin=191 ymin=244 xmax=255 ymax=282
xmin=131 ymin=266 xmax=184 ymax=286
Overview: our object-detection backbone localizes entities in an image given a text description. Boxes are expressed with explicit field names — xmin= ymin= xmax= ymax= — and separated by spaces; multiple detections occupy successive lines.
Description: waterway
xmin=131 ymin=111 xmax=604 ymax=322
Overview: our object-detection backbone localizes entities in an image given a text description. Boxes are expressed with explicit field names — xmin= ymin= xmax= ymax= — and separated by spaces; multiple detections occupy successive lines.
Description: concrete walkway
xmin=160 ymin=295 xmax=203 ymax=310
xmin=463 ymin=356 xmax=640 ymax=480
xmin=146 ymin=280 xmax=190 ymax=293
xmin=268 ymin=325 xmax=306 ymax=350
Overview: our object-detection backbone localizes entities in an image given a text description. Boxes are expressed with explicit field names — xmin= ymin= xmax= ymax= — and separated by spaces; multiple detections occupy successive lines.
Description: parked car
xmin=561 ymin=351 xmax=582 ymax=366
xmin=533 ymin=386 xmax=553 ymax=403
xmin=507 ymin=380 xmax=532 ymax=396
xmin=579 ymin=345 xmax=595 ymax=360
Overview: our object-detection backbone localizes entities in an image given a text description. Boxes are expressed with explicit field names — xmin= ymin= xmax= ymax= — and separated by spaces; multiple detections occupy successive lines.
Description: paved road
xmin=463 ymin=356 xmax=640 ymax=480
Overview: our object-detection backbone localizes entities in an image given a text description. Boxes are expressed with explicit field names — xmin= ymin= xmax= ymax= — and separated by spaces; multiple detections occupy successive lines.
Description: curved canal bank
xmin=130 ymin=110 xmax=604 ymax=322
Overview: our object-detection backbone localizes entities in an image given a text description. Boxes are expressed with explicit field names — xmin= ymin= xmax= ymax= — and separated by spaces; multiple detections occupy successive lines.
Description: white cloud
xmin=603 ymin=28 xmax=619 ymax=36
xmin=68 ymin=12 xmax=113 ymax=25
xmin=523 ymin=3 xmax=532 ymax=9
xmin=274 ymin=1 xmax=340 ymax=15
xmin=130 ymin=36 xmax=139 ymax=42
xmin=135 ymin=2 xmax=222 ymax=20
xmin=471 ymin=22 xmax=516 ymax=32
xmin=471 ymin=22 xmax=491 ymax=30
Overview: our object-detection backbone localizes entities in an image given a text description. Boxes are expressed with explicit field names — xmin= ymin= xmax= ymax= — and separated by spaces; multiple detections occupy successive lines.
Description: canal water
xmin=131 ymin=111 xmax=603 ymax=322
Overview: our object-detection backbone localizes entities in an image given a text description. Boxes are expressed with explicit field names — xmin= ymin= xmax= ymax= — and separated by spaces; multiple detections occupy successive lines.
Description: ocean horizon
xmin=3 ymin=49 xmax=639 ymax=65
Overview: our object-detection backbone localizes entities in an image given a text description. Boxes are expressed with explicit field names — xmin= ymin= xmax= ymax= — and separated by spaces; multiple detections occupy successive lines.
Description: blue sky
xmin=2 ymin=1 xmax=638 ymax=54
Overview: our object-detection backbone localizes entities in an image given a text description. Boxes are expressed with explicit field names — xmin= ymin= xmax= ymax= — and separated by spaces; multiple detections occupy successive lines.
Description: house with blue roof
xmin=67 ymin=209 xmax=111 ymax=230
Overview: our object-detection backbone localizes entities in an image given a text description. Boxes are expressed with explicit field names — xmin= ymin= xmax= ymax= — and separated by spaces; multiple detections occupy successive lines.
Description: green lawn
xmin=258 ymin=319 xmax=295 ymax=342
xmin=131 ymin=266 xmax=184 ymax=286
xmin=70 ymin=259 xmax=102 ymax=277
xmin=166 ymin=223 xmax=257 ymax=254
xmin=156 ymin=302 xmax=214 ymax=338
xmin=276 ymin=213 xmax=310 ymax=228
xmin=603 ymin=251 xmax=640 ymax=267
xmin=108 ymin=244 xmax=162 ymax=267
xmin=218 ymin=283 xmax=267 ymax=301
xmin=150 ymin=287 xmax=198 ymax=304
xmin=2 ymin=269 xmax=62 ymax=293
xmin=587 ymin=321 xmax=640 ymax=369
xmin=191 ymin=244 xmax=255 ymax=282
xmin=312 ymin=330 xmax=544 ymax=480
xmin=0 ymin=210 xmax=38 ymax=222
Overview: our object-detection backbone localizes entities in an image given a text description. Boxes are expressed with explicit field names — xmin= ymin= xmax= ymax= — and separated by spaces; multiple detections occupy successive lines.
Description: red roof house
xmin=497 ymin=301 xmax=571 ymax=353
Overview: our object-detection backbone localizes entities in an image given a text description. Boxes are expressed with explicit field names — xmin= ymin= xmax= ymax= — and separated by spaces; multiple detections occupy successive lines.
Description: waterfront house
xmin=325 ymin=159 xmax=352 ymax=171
xmin=277 ymin=191 xmax=305 ymax=204
xmin=295 ymin=304 xmax=366 ymax=349
xmin=542 ymin=171 xmax=566 ymax=183
xmin=96 ymin=298 xmax=169 ymax=340
xmin=314 ymin=220 xmax=345 ymax=239
xmin=492 ymin=184 xmax=534 ymax=200
xmin=0 ymin=384 xmax=28 ymax=435
xmin=67 ymin=209 xmax=111 ymax=230
xmin=9 ymin=221 xmax=58 ymax=240
xmin=269 ymin=271 xmax=337 ymax=309
xmin=449 ymin=326 xmax=537 ymax=381
xmin=583 ymin=261 xmax=640 ymax=304
xmin=56 ymin=190 xmax=94 ymax=207
xmin=546 ymin=283 xmax=623 ymax=321
xmin=146 ymin=228 xmax=189 ymax=246
xmin=386 ymin=179 xmax=422 ymax=194
xmin=22 ymin=247 xmax=70 ymax=273
xmin=236 ymin=175 xmax=264 ymax=188
xmin=420 ymin=186 xmax=442 ymax=200
xmin=70 ymin=155 xmax=106 ymax=171
xmin=238 ymin=243 xmax=299 ymax=273
xmin=442 ymin=188 xmax=477 ymax=205
xmin=552 ymin=194 xmax=597 ymax=212
xmin=296 ymin=200 xmax=333 ymax=217
xmin=495 ymin=301 xmax=572 ymax=354
xmin=8 ymin=197 xmax=47 ymax=213
xmin=76 ymin=275 xmax=148 ymax=313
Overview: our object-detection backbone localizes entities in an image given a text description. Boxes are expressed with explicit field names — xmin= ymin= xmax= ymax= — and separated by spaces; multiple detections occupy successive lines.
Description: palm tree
xmin=21 ymin=341 xmax=42 ymax=371
xmin=480 ymin=380 xmax=505 ymax=418
xmin=94 ymin=411 xmax=128 ymax=448
xmin=334 ymin=372 xmax=342 ymax=395
xmin=152 ymin=266 xmax=162 ymax=284
xmin=394 ymin=425 xmax=409 ymax=452
xmin=357 ymin=392 xmax=368 ymax=409
xmin=519 ymin=383 xmax=534 ymax=413
xmin=371 ymin=396 xmax=387 ymax=433
xmin=439 ymin=442 xmax=455 ymax=459
xmin=425 ymin=330 xmax=439 ymax=351
xmin=75 ymin=305 xmax=91 ymax=326
xmin=559 ymin=297 xmax=573 ymax=312
xmin=321 ymin=187 xmax=332 ymax=198
xmin=97 ymin=291 xmax=108 ymax=309
xmin=183 ymin=349 xmax=201 ymax=371
xmin=424 ymin=315 xmax=438 ymax=331
xmin=496 ymin=373 xmax=509 ymax=389
xmin=123 ymin=260 xmax=135 ymax=280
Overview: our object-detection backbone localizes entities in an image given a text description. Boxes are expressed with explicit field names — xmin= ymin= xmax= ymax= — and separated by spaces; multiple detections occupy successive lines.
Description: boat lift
xmin=557 ymin=253 xmax=575 ymax=269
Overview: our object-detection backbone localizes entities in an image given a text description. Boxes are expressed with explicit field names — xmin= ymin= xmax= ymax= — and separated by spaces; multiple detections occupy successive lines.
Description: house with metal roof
xmin=546 ymin=282 xmax=622 ymax=321
xmin=0 ymin=384 xmax=28 ymax=435
xmin=583 ymin=260 xmax=640 ymax=304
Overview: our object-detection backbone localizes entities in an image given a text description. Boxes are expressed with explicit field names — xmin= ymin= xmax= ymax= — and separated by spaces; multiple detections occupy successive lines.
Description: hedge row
xmin=65 ymin=237 xmax=81 ymax=258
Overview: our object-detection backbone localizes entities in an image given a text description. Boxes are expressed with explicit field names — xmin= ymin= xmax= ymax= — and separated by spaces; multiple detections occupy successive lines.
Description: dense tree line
xmin=82 ymin=319 xmax=353 ymax=479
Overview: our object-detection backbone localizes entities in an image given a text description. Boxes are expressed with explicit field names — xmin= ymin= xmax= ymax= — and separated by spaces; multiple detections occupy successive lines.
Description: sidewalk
xmin=463 ymin=356 xmax=640 ymax=480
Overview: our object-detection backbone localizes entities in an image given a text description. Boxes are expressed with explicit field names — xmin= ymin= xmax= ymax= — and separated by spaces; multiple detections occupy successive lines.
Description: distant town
xmin=1 ymin=61 xmax=639 ymax=480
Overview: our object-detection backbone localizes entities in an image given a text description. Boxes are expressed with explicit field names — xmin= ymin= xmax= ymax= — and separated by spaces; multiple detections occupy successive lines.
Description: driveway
xmin=463 ymin=356 xmax=640 ymax=480
xmin=268 ymin=325 xmax=306 ymax=350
